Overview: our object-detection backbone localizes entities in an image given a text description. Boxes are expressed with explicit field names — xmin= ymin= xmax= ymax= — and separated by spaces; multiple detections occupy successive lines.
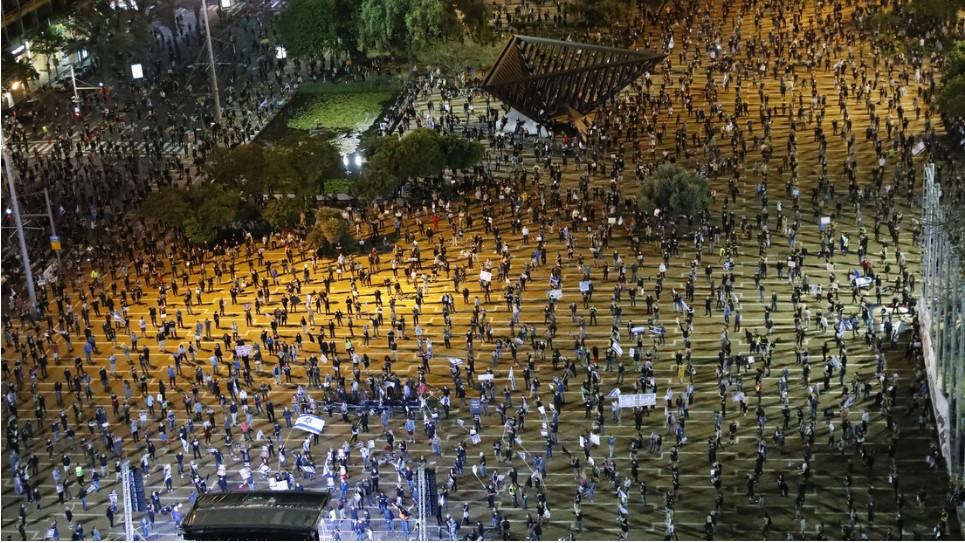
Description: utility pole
xmin=69 ymin=64 xmax=79 ymax=100
xmin=44 ymin=188 xmax=62 ymax=272
xmin=200 ymin=0 xmax=224 ymax=124
xmin=1 ymin=126 xmax=38 ymax=316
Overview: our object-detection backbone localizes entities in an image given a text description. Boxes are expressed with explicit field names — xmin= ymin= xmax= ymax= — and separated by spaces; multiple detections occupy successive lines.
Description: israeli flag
xmin=293 ymin=415 xmax=326 ymax=435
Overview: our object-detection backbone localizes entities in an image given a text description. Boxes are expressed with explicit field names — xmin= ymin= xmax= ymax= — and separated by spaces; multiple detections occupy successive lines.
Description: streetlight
xmin=1 ymin=126 xmax=38 ymax=315
xmin=200 ymin=0 xmax=223 ymax=124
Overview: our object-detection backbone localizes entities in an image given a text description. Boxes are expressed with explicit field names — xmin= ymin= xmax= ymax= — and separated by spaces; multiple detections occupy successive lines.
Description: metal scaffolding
xmin=919 ymin=162 xmax=965 ymax=481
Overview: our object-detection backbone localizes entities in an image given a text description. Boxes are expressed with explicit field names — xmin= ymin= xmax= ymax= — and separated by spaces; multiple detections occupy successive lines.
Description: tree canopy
xmin=355 ymin=129 xmax=484 ymax=199
xmin=571 ymin=0 xmax=629 ymax=29
xmin=938 ymin=74 xmax=965 ymax=120
xmin=141 ymin=184 xmax=250 ymax=245
xmin=204 ymin=135 xmax=342 ymax=199
xmin=276 ymin=0 xmax=360 ymax=58
xmin=938 ymin=41 xmax=965 ymax=121
xmin=636 ymin=164 xmax=712 ymax=220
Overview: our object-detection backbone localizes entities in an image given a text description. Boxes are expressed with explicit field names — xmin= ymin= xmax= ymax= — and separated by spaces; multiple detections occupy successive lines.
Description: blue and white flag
xmin=293 ymin=415 xmax=326 ymax=435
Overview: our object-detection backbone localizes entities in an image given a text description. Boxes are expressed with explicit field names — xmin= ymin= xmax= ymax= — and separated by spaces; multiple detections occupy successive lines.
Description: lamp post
xmin=1 ymin=126 xmax=38 ymax=315
xmin=200 ymin=0 xmax=223 ymax=124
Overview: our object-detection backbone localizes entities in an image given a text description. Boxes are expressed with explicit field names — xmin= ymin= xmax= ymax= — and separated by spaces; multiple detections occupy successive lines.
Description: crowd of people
xmin=3 ymin=0 xmax=964 ymax=540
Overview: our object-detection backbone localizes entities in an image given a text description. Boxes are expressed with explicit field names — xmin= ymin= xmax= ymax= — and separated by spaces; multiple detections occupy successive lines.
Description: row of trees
xmin=275 ymin=0 xmax=493 ymax=62
xmin=141 ymin=130 xmax=485 ymax=247
xmin=141 ymin=135 xmax=343 ymax=245
xmin=939 ymin=40 xmax=965 ymax=120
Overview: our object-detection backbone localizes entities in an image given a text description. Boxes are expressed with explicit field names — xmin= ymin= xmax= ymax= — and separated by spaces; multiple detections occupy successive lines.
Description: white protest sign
xmin=579 ymin=281 xmax=591 ymax=293
xmin=479 ymin=271 xmax=493 ymax=282
xmin=548 ymin=289 xmax=563 ymax=300
xmin=618 ymin=393 xmax=658 ymax=409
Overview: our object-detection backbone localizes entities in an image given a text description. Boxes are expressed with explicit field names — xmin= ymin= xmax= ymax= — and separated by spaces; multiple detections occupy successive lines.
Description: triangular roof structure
xmin=482 ymin=35 xmax=665 ymax=132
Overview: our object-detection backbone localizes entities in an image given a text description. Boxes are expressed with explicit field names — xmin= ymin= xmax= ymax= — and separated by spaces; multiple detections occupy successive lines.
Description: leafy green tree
xmin=273 ymin=135 xmax=343 ymax=196
xmin=205 ymin=136 xmax=341 ymax=200
xmin=395 ymin=128 xmax=446 ymax=178
xmin=904 ymin=0 xmax=965 ymax=33
xmin=262 ymin=198 xmax=305 ymax=230
xmin=441 ymin=134 xmax=486 ymax=171
xmin=415 ymin=40 xmax=502 ymax=75
xmin=30 ymin=26 xmax=69 ymax=78
xmin=355 ymin=129 xmax=483 ymax=199
xmin=2 ymin=54 xmax=40 ymax=87
xmin=944 ymin=41 xmax=965 ymax=81
xmin=276 ymin=0 xmax=360 ymax=59
xmin=404 ymin=0 xmax=458 ymax=52
xmin=571 ymin=0 xmax=629 ymax=29
xmin=454 ymin=0 xmax=493 ymax=45
xmin=141 ymin=184 xmax=245 ymax=245
xmin=636 ymin=164 xmax=712 ymax=220
xmin=358 ymin=0 xmax=461 ymax=58
xmin=205 ymin=143 xmax=269 ymax=193
xmin=938 ymin=74 xmax=965 ymax=120
xmin=357 ymin=0 xmax=411 ymax=56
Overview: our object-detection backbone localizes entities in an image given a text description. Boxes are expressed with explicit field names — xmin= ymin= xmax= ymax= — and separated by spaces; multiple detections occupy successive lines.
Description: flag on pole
xmin=112 ymin=311 xmax=127 ymax=325
xmin=456 ymin=419 xmax=465 ymax=428
xmin=518 ymin=451 xmax=526 ymax=461
xmin=292 ymin=415 xmax=326 ymax=435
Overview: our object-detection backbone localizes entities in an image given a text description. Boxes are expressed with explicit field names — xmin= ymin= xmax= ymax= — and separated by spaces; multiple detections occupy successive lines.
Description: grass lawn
xmin=286 ymin=80 xmax=402 ymax=133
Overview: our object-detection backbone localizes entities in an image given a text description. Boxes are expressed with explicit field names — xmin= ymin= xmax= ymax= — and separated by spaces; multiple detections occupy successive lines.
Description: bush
xmin=323 ymin=179 xmax=355 ymax=194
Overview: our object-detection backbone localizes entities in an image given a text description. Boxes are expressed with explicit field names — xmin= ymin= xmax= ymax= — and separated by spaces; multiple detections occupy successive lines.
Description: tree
xmin=355 ymin=129 xmax=484 ymax=199
xmin=357 ymin=0 xmax=411 ymax=56
xmin=30 ymin=26 xmax=69 ymax=77
xmin=262 ymin=198 xmax=305 ymax=230
xmin=404 ymin=0 xmax=458 ymax=52
xmin=938 ymin=74 xmax=965 ymax=120
xmin=358 ymin=0 xmax=460 ymax=58
xmin=306 ymin=207 xmax=355 ymax=256
xmin=943 ymin=41 xmax=965 ymax=82
xmin=141 ymin=184 xmax=246 ymax=245
xmin=571 ymin=0 xmax=629 ymax=29
xmin=276 ymin=0 xmax=360 ymax=59
xmin=414 ymin=39 xmax=502 ymax=76
xmin=453 ymin=0 xmax=493 ymax=45
xmin=205 ymin=136 xmax=341 ymax=200
xmin=441 ymin=134 xmax=486 ymax=171
xmin=636 ymin=164 xmax=712 ymax=220
xmin=1 ymin=54 xmax=40 ymax=87
xmin=904 ymin=0 xmax=965 ymax=33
